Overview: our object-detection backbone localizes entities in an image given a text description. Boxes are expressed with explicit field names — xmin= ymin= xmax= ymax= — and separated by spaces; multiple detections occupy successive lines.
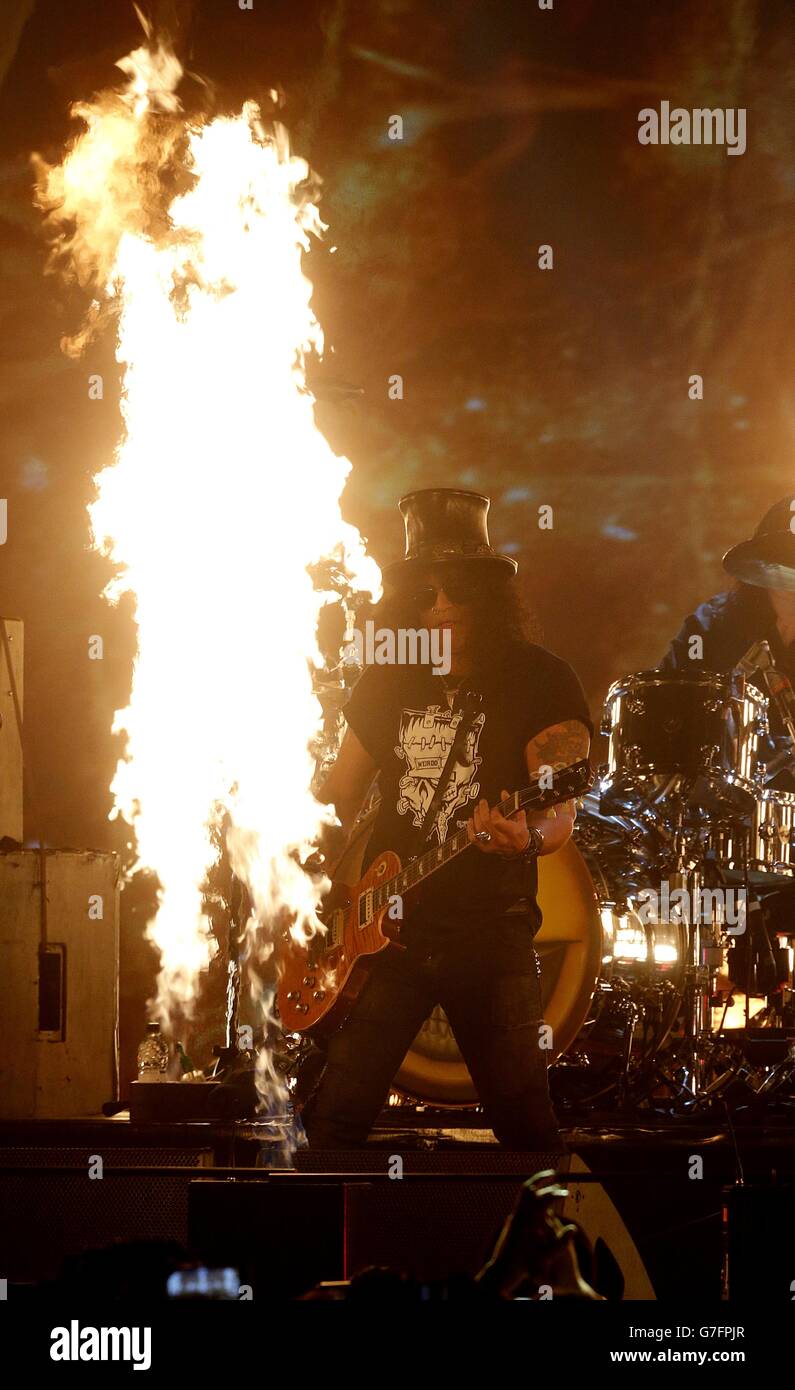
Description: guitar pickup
xmin=357 ymin=888 xmax=374 ymax=928
xmin=329 ymin=908 xmax=344 ymax=946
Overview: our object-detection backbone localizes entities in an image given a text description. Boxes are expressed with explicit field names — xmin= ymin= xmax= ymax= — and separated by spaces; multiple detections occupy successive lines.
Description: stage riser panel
xmin=0 ymin=850 xmax=120 ymax=1118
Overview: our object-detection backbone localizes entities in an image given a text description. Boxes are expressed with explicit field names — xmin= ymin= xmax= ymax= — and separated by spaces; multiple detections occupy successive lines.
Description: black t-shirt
xmin=343 ymin=639 xmax=592 ymax=930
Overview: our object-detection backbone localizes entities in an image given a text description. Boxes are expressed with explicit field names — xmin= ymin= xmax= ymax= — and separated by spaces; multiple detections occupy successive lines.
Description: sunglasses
xmin=410 ymin=574 xmax=480 ymax=608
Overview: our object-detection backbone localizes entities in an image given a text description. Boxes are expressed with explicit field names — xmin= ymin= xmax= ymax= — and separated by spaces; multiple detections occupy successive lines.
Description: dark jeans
xmin=301 ymin=907 xmax=565 ymax=1151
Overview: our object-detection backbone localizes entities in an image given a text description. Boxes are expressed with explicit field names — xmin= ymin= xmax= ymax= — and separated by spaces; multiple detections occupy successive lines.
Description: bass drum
xmin=334 ymin=807 xmax=605 ymax=1106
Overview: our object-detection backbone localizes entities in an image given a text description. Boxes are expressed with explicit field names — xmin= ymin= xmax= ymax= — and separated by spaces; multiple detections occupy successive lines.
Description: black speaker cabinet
xmin=188 ymin=1151 xmax=565 ymax=1298
xmin=0 ymin=1143 xmax=213 ymax=1285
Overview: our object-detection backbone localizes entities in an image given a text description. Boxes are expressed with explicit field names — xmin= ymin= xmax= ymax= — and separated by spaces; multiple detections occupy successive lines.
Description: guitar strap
xmin=410 ymin=685 xmax=483 ymax=852
xmin=296 ymin=685 xmax=484 ymax=1111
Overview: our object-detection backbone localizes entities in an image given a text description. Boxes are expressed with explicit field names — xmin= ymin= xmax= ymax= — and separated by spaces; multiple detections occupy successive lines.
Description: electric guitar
xmin=277 ymin=759 xmax=593 ymax=1035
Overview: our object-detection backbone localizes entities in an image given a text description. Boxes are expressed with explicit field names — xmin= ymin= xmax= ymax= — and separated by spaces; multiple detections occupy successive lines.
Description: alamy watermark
xmin=343 ymin=621 xmax=451 ymax=676
xmin=50 ymin=1321 xmax=151 ymax=1369
xmin=638 ymin=101 xmax=746 ymax=156
xmin=635 ymin=880 xmax=746 ymax=936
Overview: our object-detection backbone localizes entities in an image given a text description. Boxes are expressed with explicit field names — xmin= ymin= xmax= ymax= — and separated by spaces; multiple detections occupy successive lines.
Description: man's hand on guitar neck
xmin=466 ymin=787 xmax=574 ymax=858
xmin=467 ymin=788 xmax=530 ymax=858
xmin=518 ymin=716 xmax=592 ymax=858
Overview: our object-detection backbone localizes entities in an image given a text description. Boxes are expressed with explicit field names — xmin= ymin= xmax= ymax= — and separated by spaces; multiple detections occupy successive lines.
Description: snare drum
xmin=751 ymin=789 xmax=795 ymax=876
xmin=601 ymin=670 xmax=767 ymax=810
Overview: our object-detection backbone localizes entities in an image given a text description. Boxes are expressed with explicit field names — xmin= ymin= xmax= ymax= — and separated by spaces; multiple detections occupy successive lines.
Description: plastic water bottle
xmin=137 ymin=1022 xmax=169 ymax=1082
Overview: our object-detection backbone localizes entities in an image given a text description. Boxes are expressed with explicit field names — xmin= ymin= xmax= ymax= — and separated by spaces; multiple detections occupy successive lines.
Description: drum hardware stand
xmin=737 ymin=638 xmax=795 ymax=738
xmin=752 ymin=1039 xmax=795 ymax=1097
xmin=635 ymin=799 xmax=767 ymax=1107
xmin=657 ymin=849 xmax=725 ymax=1101
xmin=613 ymin=992 xmax=639 ymax=1108
xmin=764 ymin=745 xmax=795 ymax=782
xmin=669 ymin=865 xmax=706 ymax=1097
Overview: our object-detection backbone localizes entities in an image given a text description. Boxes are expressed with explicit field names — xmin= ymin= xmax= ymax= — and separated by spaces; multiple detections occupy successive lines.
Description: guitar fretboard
xmin=371 ymin=813 xmax=493 ymax=913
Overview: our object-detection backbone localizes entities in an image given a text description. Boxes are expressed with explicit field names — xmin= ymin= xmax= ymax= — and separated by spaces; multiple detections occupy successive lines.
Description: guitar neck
xmin=370 ymin=759 xmax=590 ymax=912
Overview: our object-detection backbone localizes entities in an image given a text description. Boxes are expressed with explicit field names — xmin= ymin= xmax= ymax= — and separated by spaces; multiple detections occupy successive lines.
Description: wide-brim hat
xmin=722 ymin=496 xmax=795 ymax=592
xmin=382 ymin=488 xmax=518 ymax=586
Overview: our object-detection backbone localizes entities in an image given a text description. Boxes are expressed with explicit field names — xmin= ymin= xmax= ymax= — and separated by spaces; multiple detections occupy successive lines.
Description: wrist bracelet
xmin=517 ymin=825 xmax=545 ymax=860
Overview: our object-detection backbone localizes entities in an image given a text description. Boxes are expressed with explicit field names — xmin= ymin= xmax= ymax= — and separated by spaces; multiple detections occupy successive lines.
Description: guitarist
xmin=301 ymin=488 xmax=592 ymax=1150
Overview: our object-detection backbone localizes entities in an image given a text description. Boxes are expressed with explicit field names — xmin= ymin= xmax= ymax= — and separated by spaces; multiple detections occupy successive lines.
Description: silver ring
xmin=475 ymin=830 xmax=491 ymax=843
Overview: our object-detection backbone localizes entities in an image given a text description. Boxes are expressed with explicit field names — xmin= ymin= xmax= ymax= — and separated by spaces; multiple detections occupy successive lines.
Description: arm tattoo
xmin=524 ymin=720 xmax=591 ymax=822
xmin=525 ymin=719 xmax=591 ymax=775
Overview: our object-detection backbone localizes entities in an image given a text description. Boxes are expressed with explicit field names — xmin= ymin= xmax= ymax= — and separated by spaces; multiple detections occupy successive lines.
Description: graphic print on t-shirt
xmin=394 ymin=703 xmax=485 ymax=845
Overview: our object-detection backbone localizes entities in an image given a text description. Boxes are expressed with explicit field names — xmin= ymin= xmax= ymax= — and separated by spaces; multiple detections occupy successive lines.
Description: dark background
xmin=0 ymin=0 xmax=793 ymax=1081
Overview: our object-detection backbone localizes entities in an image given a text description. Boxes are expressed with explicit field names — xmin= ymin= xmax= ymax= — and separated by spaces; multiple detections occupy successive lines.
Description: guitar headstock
xmin=516 ymin=759 xmax=593 ymax=812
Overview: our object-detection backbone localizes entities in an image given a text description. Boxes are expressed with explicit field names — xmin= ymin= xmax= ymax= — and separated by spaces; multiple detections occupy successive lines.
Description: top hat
xmin=722 ymin=496 xmax=795 ymax=592
xmin=382 ymin=488 xmax=518 ymax=586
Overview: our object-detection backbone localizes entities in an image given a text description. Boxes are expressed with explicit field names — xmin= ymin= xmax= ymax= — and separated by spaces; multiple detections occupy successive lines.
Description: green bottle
xmin=176 ymin=1041 xmax=196 ymax=1075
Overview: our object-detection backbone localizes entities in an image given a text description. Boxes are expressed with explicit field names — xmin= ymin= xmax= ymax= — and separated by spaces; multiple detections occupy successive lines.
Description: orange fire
xmin=35 ymin=28 xmax=380 ymax=1115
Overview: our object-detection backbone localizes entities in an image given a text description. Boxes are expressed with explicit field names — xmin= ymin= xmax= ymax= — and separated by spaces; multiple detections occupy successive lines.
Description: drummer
xmin=660 ymin=496 xmax=795 ymax=989
xmin=659 ymin=496 xmax=795 ymax=717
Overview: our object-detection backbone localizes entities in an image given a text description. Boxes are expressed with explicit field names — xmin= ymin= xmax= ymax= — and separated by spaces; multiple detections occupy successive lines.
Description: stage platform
xmin=1 ymin=1113 xmax=794 ymax=1300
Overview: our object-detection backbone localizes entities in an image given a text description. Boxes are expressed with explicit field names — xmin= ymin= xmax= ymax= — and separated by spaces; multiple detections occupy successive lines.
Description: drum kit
xmin=386 ymin=664 xmax=795 ymax=1117
xmin=564 ymin=665 xmax=795 ymax=1113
